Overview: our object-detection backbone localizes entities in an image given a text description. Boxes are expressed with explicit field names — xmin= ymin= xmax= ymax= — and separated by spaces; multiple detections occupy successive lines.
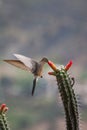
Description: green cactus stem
xmin=48 ymin=60 xmax=79 ymax=130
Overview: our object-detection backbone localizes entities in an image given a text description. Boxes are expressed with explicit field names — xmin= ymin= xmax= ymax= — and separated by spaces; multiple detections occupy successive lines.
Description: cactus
xmin=0 ymin=104 xmax=10 ymax=130
xmin=48 ymin=60 xmax=79 ymax=130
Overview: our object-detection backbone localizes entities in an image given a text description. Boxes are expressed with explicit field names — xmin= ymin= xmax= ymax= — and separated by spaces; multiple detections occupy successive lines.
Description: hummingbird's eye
xmin=42 ymin=57 xmax=48 ymax=62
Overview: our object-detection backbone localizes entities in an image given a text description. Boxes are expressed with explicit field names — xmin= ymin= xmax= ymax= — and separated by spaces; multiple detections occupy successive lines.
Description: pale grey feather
xmin=4 ymin=60 xmax=30 ymax=71
xmin=14 ymin=54 xmax=37 ymax=73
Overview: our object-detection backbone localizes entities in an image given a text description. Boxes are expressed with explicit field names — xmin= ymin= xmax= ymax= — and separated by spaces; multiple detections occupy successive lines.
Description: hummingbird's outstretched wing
xmin=3 ymin=60 xmax=30 ymax=71
xmin=14 ymin=54 xmax=37 ymax=73
xmin=32 ymin=78 xmax=37 ymax=96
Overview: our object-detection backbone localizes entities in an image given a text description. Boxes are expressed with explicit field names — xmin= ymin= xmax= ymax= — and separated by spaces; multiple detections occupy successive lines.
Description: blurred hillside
xmin=0 ymin=0 xmax=87 ymax=130
xmin=0 ymin=0 xmax=87 ymax=64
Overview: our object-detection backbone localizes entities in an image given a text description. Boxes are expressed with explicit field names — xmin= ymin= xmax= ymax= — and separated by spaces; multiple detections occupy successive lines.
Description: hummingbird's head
xmin=40 ymin=57 xmax=48 ymax=63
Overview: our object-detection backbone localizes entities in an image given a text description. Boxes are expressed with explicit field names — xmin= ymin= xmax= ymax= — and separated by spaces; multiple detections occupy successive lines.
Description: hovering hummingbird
xmin=4 ymin=54 xmax=48 ymax=95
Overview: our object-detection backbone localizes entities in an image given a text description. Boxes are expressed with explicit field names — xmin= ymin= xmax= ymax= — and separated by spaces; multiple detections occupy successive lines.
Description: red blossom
xmin=65 ymin=60 xmax=73 ymax=71
xmin=48 ymin=71 xmax=56 ymax=76
xmin=0 ymin=104 xmax=8 ymax=113
xmin=3 ymin=107 xmax=8 ymax=113
xmin=48 ymin=60 xmax=58 ymax=72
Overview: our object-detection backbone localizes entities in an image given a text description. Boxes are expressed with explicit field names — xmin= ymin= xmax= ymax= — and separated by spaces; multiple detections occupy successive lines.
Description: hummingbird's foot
xmin=41 ymin=76 xmax=43 ymax=78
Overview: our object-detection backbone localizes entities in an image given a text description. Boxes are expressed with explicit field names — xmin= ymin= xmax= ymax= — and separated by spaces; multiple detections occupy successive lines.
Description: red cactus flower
xmin=65 ymin=60 xmax=73 ymax=71
xmin=48 ymin=60 xmax=58 ymax=72
xmin=3 ymin=107 xmax=8 ymax=113
xmin=48 ymin=71 xmax=56 ymax=76
xmin=0 ymin=104 xmax=8 ymax=113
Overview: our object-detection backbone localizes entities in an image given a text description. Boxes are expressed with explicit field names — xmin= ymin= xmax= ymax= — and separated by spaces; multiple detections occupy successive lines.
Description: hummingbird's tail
xmin=32 ymin=77 xmax=37 ymax=96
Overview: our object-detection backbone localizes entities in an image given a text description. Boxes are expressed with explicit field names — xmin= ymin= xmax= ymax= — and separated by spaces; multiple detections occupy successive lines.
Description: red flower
xmin=0 ymin=104 xmax=8 ymax=113
xmin=65 ymin=60 xmax=73 ymax=71
xmin=47 ymin=60 xmax=73 ymax=76
xmin=48 ymin=61 xmax=58 ymax=72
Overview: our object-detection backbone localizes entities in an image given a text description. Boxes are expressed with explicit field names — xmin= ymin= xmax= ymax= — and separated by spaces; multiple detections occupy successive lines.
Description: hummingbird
xmin=4 ymin=54 xmax=48 ymax=95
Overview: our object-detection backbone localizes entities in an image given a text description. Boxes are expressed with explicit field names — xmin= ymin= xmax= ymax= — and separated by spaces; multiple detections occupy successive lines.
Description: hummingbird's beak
xmin=32 ymin=78 xmax=37 ymax=96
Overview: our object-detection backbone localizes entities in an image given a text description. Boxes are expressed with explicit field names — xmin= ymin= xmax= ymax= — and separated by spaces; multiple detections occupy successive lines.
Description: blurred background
xmin=0 ymin=0 xmax=87 ymax=130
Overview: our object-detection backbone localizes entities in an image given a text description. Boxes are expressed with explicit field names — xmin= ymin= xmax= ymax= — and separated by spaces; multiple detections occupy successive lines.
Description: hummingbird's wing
xmin=32 ymin=77 xmax=37 ymax=96
xmin=13 ymin=54 xmax=37 ymax=73
xmin=4 ymin=60 xmax=30 ymax=71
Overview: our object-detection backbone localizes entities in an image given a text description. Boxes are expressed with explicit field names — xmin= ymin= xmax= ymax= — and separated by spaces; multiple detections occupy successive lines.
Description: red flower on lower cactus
xmin=0 ymin=104 xmax=8 ymax=113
